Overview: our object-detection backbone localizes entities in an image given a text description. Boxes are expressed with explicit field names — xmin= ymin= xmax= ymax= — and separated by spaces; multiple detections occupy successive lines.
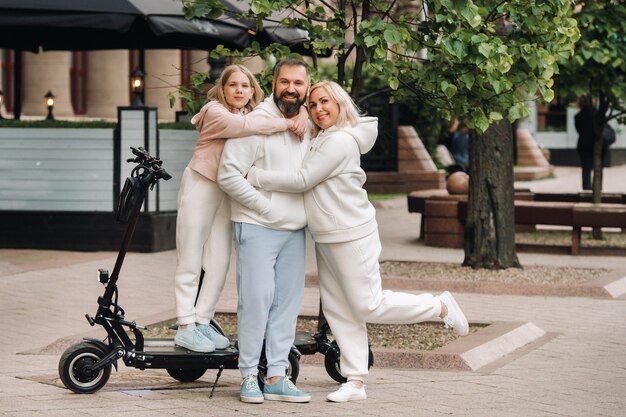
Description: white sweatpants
xmin=316 ymin=229 xmax=442 ymax=381
xmin=174 ymin=167 xmax=232 ymax=325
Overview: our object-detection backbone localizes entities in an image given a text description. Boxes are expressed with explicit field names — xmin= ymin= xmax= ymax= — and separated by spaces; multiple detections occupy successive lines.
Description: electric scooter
xmin=58 ymin=147 xmax=372 ymax=395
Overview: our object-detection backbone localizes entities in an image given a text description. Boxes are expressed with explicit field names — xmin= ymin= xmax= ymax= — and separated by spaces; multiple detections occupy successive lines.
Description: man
xmin=217 ymin=58 xmax=311 ymax=404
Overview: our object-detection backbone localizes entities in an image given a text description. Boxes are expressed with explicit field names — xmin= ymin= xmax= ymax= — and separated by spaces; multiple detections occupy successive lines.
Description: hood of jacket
xmin=340 ymin=116 xmax=378 ymax=154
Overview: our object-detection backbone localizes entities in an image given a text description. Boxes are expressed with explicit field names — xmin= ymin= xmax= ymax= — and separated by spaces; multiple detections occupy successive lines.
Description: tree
xmin=183 ymin=0 xmax=579 ymax=269
xmin=555 ymin=1 xmax=626 ymax=207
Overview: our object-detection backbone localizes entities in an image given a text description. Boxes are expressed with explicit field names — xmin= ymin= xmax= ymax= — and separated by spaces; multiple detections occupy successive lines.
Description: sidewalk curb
xmin=305 ymin=269 xmax=626 ymax=298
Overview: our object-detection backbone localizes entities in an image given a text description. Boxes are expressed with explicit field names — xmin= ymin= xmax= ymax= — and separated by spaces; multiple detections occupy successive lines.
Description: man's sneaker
xmin=262 ymin=376 xmax=311 ymax=403
xmin=174 ymin=325 xmax=215 ymax=353
xmin=240 ymin=375 xmax=264 ymax=403
xmin=440 ymin=291 xmax=469 ymax=336
xmin=326 ymin=381 xmax=367 ymax=402
xmin=197 ymin=323 xmax=230 ymax=349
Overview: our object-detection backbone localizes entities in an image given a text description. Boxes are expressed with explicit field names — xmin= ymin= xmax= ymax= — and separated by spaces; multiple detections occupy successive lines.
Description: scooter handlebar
xmin=127 ymin=147 xmax=171 ymax=183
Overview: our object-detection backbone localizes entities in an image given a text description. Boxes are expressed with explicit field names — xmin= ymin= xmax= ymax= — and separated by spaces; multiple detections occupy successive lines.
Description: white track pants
xmin=316 ymin=229 xmax=442 ymax=381
xmin=174 ymin=167 xmax=231 ymax=325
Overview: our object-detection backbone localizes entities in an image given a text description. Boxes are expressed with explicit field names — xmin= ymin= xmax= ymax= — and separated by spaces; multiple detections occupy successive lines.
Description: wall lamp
xmin=130 ymin=67 xmax=145 ymax=108
xmin=45 ymin=90 xmax=55 ymax=121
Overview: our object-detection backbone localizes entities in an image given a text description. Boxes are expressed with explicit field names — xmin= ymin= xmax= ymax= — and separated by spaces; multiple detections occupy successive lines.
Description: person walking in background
xmin=449 ymin=119 xmax=470 ymax=173
xmin=246 ymin=80 xmax=469 ymax=403
xmin=173 ymin=64 xmax=307 ymax=353
xmin=574 ymin=94 xmax=598 ymax=190
xmin=218 ymin=58 xmax=312 ymax=404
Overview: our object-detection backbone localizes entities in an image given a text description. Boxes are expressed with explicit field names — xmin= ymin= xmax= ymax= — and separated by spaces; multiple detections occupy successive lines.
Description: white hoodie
xmin=217 ymin=96 xmax=310 ymax=231
xmin=247 ymin=116 xmax=378 ymax=243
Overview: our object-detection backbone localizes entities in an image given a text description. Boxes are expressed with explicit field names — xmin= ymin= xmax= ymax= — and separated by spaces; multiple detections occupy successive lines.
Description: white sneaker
xmin=440 ymin=291 xmax=469 ymax=336
xmin=326 ymin=381 xmax=367 ymax=402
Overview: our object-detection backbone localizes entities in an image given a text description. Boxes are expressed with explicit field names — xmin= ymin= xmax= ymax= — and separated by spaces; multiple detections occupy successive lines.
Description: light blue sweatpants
xmin=233 ymin=222 xmax=305 ymax=379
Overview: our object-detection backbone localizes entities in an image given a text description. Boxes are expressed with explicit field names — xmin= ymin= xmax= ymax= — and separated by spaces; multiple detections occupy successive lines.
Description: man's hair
xmin=273 ymin=58 xmax=311 ymax=81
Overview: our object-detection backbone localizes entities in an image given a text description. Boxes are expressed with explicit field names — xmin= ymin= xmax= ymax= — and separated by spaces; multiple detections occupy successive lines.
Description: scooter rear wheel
xmin=257 ymin=350 xmax=300 ymax=389
xmin=324 ymin=341 xmax=374 ymax=383
xmin=166 ymin=367 xmax=207 ymax=382
xmin=59 ymin=342 xmax=111 ymax=394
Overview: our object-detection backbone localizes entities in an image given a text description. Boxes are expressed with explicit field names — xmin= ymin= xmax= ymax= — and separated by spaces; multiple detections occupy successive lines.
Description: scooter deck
xmin=142 ymin=338 xmax=238 ymax=354
xmin=130 ymin=339 xmax=240 ymax=370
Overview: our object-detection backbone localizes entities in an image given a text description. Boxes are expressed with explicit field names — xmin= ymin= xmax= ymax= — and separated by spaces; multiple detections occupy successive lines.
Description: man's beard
xmin=273 ymin=88 xmax=305 ymax=116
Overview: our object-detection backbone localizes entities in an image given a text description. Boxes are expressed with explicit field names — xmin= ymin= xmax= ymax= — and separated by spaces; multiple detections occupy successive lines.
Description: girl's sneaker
xmin=197 ymin=323 xmax=231 ymax=349
xmin=174 ymin=324 xmax=215 ymax=352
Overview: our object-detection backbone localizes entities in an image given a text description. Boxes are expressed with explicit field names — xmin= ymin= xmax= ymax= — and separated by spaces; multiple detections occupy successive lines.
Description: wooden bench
xmin=571 ymin=203 xmax=626 ymax=255
xmin=458 ymin=200 xmax=626 ymax=255
xmin=408 ymin=190 xmax=626 ymax=255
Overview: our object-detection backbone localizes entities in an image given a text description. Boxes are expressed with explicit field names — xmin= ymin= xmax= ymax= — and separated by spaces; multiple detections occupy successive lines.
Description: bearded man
xmin=218 ymin=58 xmax=312 ymax=404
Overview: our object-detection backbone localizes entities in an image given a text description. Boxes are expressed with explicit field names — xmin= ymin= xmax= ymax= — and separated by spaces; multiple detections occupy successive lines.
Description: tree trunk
xmin=463 ymin=120 xmax=521 ymax=269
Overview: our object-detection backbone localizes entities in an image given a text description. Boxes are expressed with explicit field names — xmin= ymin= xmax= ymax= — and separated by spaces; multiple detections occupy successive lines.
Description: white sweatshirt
xmin=247 ymin=116 xmax=379 ymax=243
xmin=217 ymin=96 xmax=310 ymax=231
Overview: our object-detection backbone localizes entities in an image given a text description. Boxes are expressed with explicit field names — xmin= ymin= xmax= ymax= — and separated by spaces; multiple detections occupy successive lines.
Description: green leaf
xmin=383 ymin=29 xmax=402 ymax=45
xmin=474 ymin=115 xmax=490 ymax=133
xmin=489 ymin=111 xmax=503 ymax=122
xmin=364 ymin=36 xmax=378 ymax=47
xmin=478 ymin=43 xmax=493 ymax=58
xmin=459 ymin=73 xmax=475 ymax=89
xmin=441 ymin=80 xmax=458 ymax=98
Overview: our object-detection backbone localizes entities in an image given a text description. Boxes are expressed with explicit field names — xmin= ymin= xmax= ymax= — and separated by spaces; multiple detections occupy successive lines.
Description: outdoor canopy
xmin=0 ymin=0 xmax=253 ymax=51
xmin=0 ymin=0 xmax=316 ymax=52
xmin=0 ymin=0 xmax=322 ymax=119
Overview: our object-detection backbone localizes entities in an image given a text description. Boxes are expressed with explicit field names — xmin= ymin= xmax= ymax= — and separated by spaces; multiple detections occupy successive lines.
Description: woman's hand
xmin=288 ymin=106 xmax=309 ymax=141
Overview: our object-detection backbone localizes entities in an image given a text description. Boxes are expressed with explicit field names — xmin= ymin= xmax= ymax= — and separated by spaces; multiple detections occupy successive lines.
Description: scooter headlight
xmin=97 ymin=268 xmax=109 ymax=284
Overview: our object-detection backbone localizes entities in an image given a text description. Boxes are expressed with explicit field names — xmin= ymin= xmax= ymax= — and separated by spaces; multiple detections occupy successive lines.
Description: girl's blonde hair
xmin=207 ymin=64 xmax=264 ymax=112
xmin=307 ymin=81 xmax=361 ymax=136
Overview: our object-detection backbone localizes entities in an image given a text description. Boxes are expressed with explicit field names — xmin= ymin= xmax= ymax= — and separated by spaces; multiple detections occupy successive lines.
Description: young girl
xmin=174 ymin=64 xmax=307 ymax=353
xmin=246 ymin=80 xmax=469 ymax=401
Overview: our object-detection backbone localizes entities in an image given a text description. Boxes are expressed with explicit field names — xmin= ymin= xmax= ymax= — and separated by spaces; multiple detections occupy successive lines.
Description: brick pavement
xmin=1 ymin=165 xmax=625 ymax=416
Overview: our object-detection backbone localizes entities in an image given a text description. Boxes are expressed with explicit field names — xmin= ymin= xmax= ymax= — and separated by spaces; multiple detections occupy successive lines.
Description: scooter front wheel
xmin=59 ymin=342 xmax=112 ymax=394
xmin=324 ymin=341 xmax=374 ymax=383
xmin=166 ymin=367 xmax=207 ymax=382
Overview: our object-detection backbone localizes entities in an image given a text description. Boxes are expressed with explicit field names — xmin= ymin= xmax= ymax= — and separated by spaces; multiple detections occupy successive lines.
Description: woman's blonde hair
xmin=307 ymin=80 xmax=361 ymax=136
xmin=207 ymin=64 xmax=264 ymax=112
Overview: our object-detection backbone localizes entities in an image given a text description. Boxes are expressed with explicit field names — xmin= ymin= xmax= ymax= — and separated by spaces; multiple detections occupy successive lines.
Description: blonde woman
xmin=174 ymin=64 xmax=307 ymax=352
xmin=247 ymin=81 xmax=469 ymax=401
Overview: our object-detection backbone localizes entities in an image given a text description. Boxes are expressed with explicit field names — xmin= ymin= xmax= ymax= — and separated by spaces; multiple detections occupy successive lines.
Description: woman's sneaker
xmin=326 ymin=381 xmax=367 ymax=402
xmin=240 ymin=375 xmax=264 ymax=403
xmin=197 ymin=323 xmax=231 ymax=349
xmin=440 ymin=291 xmax=469 ymax=336
xmin=174 ymin=324 xmax=215 ymax=352
xmin=262 ymin=376 xmax=311 ymax=402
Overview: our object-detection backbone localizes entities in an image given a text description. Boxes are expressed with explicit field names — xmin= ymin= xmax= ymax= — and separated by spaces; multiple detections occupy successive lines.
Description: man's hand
xmin=287 ymin=106 xmax=309 ymax=141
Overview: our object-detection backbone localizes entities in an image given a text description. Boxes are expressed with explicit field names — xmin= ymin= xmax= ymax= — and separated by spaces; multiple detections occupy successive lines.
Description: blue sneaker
xmin=174 ymin=325 xmax=215 ymax=353
xmin=240 ymin=375 xmax=264 ymax=403
xmin=197 ymin=323 xmax=230 ymax=349
xmin=263 ymin=376 xmax=311 ymax=403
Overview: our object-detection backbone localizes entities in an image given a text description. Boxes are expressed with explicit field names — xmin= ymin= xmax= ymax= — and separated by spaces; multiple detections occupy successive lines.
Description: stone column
xmin=144 ymin=50 xmax=182 ymax=121
xmin=86 ymin=50 xmax=130 ymax=120
xmin=22 ymin=51 xmax=74 ymax=117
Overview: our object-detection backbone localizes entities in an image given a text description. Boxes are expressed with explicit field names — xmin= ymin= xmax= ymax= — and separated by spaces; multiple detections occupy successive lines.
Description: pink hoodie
xmin=189 ymin=100 xmax=289 ymax=182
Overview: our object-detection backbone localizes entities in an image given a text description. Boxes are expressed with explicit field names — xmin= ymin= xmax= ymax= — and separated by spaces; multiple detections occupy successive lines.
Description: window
xmin=1 ymin=49 xmax=14 ymax=113
xmin=70 ymin=52 xmax=88 ymax=114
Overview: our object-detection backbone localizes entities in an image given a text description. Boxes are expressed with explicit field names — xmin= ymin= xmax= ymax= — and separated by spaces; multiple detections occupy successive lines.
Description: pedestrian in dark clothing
xmin=574 ymin=95 xmax=595 ymax=190
xmin=574 ymin=95 xmax=606 ymax=190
